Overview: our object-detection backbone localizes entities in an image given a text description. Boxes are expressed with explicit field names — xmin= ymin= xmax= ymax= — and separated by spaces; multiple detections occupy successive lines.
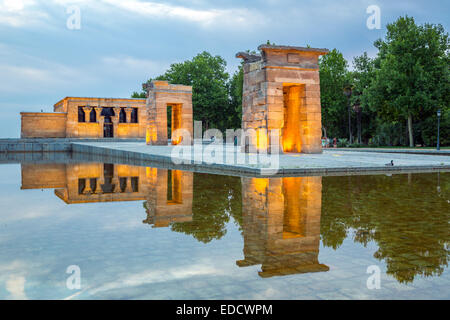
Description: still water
xmin=0 ymin=161 xmax=448 ymax=299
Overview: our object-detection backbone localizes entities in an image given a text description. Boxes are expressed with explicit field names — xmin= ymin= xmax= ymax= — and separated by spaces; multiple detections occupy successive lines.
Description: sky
xmin=0 ymin=0 xmax=448 ymax=138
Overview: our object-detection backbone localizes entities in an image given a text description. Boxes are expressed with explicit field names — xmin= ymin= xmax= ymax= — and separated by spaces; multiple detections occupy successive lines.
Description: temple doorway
xmin=167 ymin=104 xmax=182 ymax=145
xmin=101 ymin=107 xmax=114 ymax=138
xmin=282 ymin=84 xmax=304 ymax=153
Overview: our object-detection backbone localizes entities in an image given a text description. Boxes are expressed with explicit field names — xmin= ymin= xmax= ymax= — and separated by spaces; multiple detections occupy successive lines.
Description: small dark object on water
xmin=385 ymin=160 xmax=394 ymax=166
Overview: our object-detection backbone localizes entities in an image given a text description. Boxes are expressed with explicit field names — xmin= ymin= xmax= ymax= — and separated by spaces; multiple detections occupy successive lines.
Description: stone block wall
xmin=59 ymin=97 xmax=147 ymax=138
xmin=146 ymin=81 xmax=193 ymax=146
xmin=21 ymin=97 xmax=147 ymax=139
xmin=21 ymin=112 xmax=67 ymax=138
xmin=21 ymin=163 xmax=67 ymax=189
xmin=237 ymin=45 xmax=328 ymax=154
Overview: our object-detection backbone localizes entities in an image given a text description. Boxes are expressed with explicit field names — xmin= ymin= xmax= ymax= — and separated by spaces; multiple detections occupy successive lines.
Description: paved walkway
xmin=73 ymin=142 xmax=450 ymax=176
xmin=337 ymin=147 xmax=450 ymax=155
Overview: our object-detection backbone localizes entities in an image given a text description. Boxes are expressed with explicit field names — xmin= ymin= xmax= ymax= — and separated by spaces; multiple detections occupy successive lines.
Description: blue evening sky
xmin=0 ymin=0 xmax=448 ymax=137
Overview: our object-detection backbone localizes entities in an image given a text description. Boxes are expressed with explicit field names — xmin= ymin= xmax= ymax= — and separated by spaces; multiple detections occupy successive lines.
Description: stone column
xmin=94 ymin=107 xmax=103 ymax=138
xmin=113 ymin=107 xmax=121 ymax=138
xmin=125 ymin=107 xmax=133 ymax=123
xmin=98 ymin=174 xmax=105 ymax=193
xmin=94 ymin=107 xmax=102 ymax=122
xmin=83 ymin=106 xmax=93 ymax=122
xmin=83 ymin=181 xmax=93 ymax=194
xmin=110 ymin=165 xmax=119 ymax=193
xmin=125 ymin=177 xmax=133 ymax=193
xmin=95 ymin=178 xmax=102 ymax=194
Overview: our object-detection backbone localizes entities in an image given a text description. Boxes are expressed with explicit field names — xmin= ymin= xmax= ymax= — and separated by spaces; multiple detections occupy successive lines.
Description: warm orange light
xmin=171 ymin=104 xmax=182 ymax=145
xmin=282 ymin=177 xmax=306 ymax=239
xmin=146 ymin=129 xmax=151 ymax=144
xmin=253 ymin=178 xmax=268 ymax=194
xmin=256 ymin=128 xmax=268 ymax=152
xmin=282 ymin=85 xmax=303 ymax=153
xmin=146 ymin=167 xmax=157 ymax=181
xmin=146 ymin=126 xmax=158 ymax=145
xmin=167 ymin=170 xmax=183 ymax=204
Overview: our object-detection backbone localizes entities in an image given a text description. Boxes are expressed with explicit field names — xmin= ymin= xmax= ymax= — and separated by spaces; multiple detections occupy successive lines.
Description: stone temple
xmin=20 ymin=44 xmax=328 ymax=154
xmin=21 ymin=97 xmax=147 ymax=139
xmin=237 ymin=44 xmax=328 ymax=154
xmin=20 ymin=80 xmax=193 ymax=145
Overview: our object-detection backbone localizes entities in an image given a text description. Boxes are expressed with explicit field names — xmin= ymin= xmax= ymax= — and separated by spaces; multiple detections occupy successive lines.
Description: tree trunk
xmin=407 ymin=114 xmax=414 ymax=147
xmin=348 ymin=102 xmax=352 ymax=144
xmin=357 ymin=109 xmax=362 ymax=144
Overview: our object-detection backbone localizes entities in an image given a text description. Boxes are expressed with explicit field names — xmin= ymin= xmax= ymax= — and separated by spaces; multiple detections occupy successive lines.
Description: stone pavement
xmin=72 ymin=141 xmax=450 ymax=176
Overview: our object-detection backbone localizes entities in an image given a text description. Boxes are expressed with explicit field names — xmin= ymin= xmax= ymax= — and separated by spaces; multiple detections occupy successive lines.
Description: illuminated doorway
xmin=282 ymin=84 xmax=304 ymax=153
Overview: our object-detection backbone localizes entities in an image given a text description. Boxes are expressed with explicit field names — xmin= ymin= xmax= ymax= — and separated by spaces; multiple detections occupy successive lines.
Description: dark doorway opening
xmin=119 ymin=108 xmax=126 ymax=123
xmin=101 ymin=163 xmax=115 ymax=193
xmin=101 ymin=108 xmax=115 ymax=138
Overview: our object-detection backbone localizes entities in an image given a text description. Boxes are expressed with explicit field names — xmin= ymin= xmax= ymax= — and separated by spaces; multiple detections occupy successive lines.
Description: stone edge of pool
xmin=0 ymin=139 xmax=449 ymax=177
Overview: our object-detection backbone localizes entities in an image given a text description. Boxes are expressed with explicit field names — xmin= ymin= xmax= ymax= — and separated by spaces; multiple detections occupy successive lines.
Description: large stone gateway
xmin=237 ymin=44 xmax=328 ymax=154
xmin=145 ymin=80 xmax=193 ymax=146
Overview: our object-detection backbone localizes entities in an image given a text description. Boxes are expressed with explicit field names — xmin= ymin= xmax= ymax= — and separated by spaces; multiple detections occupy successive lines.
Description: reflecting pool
xmin=0 ymin=160 xmax=448 ymax=299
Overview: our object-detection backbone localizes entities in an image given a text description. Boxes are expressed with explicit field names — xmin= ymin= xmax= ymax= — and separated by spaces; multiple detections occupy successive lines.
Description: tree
xmin=350 ymin=52 xmax=376 ymax=144
xmin=131 ymin=91 xmax=146 ymax=98
xmin=367 ymin=16 xmax=449 ymax=147
xmin=228 ymin=64 xmax=244 ymax=129
xmin=319 ymin=49 xmax=350 ymax=139
xmin=170 ymin=174 xmax=242 ymax=243
xmin=157 ymin=51 xmax=230 ymax=131
xmin=321 ymin=173 xmax=450 ymax=283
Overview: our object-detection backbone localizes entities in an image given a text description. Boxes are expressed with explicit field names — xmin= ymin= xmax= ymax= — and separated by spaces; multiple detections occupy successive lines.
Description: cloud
xmin=0 ymin=60 xmax=84 ymax=94
xmin=1 ymin=0 xmax=265 ymax=30
xmin=0 ymin=0 xmax=48 ymax=27
xmin=6 ymin=275 xmax=28 ymax=300
xmin=102 ymin=0 xmax=264 ymax=29
xmin=101 ymin=55 xmax=168 ymax=75
xmin=0 ymin=43 xmax=166 ymax=97
xmin=0 ymin=261 xmax=29 ymax=300
xmin=84 ymin=262 xmax=223 ymax=297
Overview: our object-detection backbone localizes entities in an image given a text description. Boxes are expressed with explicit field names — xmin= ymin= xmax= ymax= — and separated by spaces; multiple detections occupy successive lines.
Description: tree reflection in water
xmin=321 ymin=173 xmax=449 ymax=283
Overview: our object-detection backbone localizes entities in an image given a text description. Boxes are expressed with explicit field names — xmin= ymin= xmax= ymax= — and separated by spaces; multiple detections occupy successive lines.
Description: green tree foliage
xmin=367 ymin=16 xmax=449 ymax=146
xmin=319 ymin=49 xmax=350 ymax=139
xmin=131 ymin=91 xmax=146 ymax=98
xmin=321 ymin=173 xmax=450 ymax=283
xmin=350 ymin=53 xmax=377 ymax=144
xmin=228 ymin=65 xmax=244 ymax=129
xmin=170 ymin=174 xmax=242 ymax=243
xmin=157 ymin=51 xmax=231 ymax=131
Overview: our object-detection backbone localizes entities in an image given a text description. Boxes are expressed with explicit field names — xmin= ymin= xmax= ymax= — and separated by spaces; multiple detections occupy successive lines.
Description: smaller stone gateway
xmin=237 ymin=44 xmax=329 ymax=154
xmin=144 ymin=80 xmax=193 ymax=146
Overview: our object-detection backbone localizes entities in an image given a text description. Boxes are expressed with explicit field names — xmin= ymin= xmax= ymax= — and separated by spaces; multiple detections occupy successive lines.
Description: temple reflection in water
xmin=237 ymin=177 xmax=328 ymax=277
xmin=15 ymin=163 xmax=450 ymax=286
xmin=20 ymin=162 xmax=327 ymax=278
xmin=21 ymin=163 xmax=193 ymax=227
xmin=142 ymin=168 xmax=193 ymax=228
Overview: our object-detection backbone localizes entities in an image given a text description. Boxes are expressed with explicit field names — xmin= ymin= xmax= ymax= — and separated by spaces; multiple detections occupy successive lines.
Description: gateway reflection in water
xmin=238 ymin=177 xmax=328 ymax=277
